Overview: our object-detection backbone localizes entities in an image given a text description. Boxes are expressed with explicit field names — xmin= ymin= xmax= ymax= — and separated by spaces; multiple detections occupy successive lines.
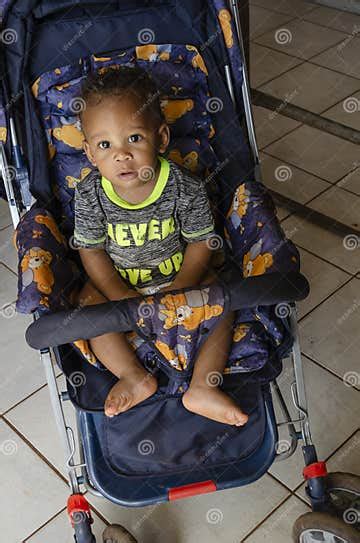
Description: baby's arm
xmin=160 ymin=240 xmax=213 ymax=292
xmin=79 ymin=247 xmax=140 ymax=301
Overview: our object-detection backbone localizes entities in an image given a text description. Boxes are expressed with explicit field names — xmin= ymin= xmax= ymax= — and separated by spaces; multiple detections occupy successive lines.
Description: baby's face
xmin=81 ymin=94 xmax=169 ymax=188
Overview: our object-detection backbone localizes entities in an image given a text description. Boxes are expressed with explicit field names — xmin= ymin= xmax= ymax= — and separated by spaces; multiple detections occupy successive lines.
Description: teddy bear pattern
xmin=30 ymin=42 xmax=218 ymax=229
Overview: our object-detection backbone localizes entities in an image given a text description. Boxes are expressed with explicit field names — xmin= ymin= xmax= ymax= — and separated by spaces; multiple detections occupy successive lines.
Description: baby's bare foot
xmin=182 ymin=385 xmax=248 ymax=426
xmin=105 ymin=368 xmax=157 ymax=417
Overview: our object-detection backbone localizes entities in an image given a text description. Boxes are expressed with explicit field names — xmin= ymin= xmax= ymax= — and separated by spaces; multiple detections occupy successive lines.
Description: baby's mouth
xmin=117 ymin=171 xmax=138 ymax=181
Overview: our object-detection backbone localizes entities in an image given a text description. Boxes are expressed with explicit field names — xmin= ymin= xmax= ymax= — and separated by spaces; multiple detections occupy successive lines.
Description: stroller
xmin=2 ymin=1 xmax=360 ymax=541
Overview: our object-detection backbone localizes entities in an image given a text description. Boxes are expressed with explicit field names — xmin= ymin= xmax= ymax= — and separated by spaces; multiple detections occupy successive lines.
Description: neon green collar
xmin=101 ymin=156 xmax=170 ymax=209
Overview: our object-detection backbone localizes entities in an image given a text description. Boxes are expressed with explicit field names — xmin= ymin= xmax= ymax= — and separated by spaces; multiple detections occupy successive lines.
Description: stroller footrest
xmin=168 ymin=480 xmax=217 ymax=501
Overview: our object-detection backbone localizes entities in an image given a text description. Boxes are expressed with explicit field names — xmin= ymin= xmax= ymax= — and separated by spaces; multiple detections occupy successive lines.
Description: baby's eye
xmin=128 ymin=134 xmax=142 ymax=143
xmin=98 ymin=141 xmax=110 ymax=149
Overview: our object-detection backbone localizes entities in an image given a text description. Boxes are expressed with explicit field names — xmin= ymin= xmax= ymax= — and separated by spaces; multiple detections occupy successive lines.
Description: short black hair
xmin=79 ymin=65 xmax=164 ymax=126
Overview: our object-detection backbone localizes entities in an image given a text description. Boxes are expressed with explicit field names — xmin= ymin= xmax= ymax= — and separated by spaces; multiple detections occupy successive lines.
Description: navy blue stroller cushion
xmin=103 ymin=377 xmax=265 ymax=476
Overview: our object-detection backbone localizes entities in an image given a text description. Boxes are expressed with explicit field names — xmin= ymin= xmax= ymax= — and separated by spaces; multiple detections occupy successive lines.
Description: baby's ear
xmin=83 ymin=140 xmax=96 ymax=166
xmin=158 ymin=123 xmax=170 ymax=154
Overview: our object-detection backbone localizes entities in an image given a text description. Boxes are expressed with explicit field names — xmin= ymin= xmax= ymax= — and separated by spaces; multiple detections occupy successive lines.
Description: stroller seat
xmin=15 ymin=43 xmax=299 ymax=382
xmin=77 ymin=383 xmax=277 ymax=506
xmin=9 ymin=0 xmax=308 ymax=510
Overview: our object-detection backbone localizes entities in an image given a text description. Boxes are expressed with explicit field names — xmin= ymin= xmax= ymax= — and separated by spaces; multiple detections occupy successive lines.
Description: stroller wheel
xmin=293 ymin=512 xmax=360 ymax=543
xmin=325 ymin=472 xmax=360 ymax=525
xmin=102 ymin=524 xmax=137 ymax=543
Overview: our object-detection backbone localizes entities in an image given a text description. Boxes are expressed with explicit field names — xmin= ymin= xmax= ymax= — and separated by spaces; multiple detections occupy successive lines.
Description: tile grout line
xmin=291 ymin=427 xmax=360 ymax=497
xmin=250 ymin=30 xmax=360 ymax=127
xmin=256 ymin=60 xmax=360 ymax=126
xmin=260 ymin=147 xmax=342 ymax=187
xmin=0 ymin=221 xmax=12 ymax=232
xmin=251 ymin=34 xmax=360 ymax=82
xmin=274 ymin=172 xmax=335 ymax=207
xmin=22 ymin=507 xmax=67 ymax=542
xmin=251 ymin=56 xmax=304 ymax=92
xmin=299 ymin=351 xmax=360 ymax=393
xmin=22 ymin=499 xmax=110 ymax=541
xmin=331 ymin=182 xmax=360 ymax=200
xmin=1 ymin=415 xmax=69 ymax=485
xmin=251 ymin=14 xmax=296 ymax=43
xmin=296 ymin=181 xmax=360 ymax=236
xmin=250 ymin=0 xmax=320 ymax=17
xmin=278 ymin=9 xmax=359 ymax=38
xmin=241 ymin=428 xmax=360 ymax=539
xmin=254 ymin=87 xmax=360 ymax=147
xmin=293 ymin=242 xmax=359 ymax=277
xmin=262 ymin=426 xmax=359 ymax=499
xmin=267 ymin=470 xmax=302 ymax=496
xmin=253 ymin=20 xmax=353 ymax=65
xmin=260 ymin=148 xmax=333 ymax=185
xmin=319 ymin=84 xmax=360 ymax=117
xmin=240 ymin=492 xmax=296 ymax=542
xmin=298 ymin=274 xmax=355 ymax=323
xmin=297 ymin=12 xmax=360 ymax=36
xmin=1 ymin=381 xmax=50 ymax=417
xmin=285 ymin=54 xmax=360 ymax=83
xmin=262 ymin=165 xmax=360 ymax=232
xmin=278 ymin=185 xmax=343 ymax=225
xmin=0 ymin=261 xmax=17 ymax=277
xmin=279 ymin=210 xmax=293 ymax=223
xmin=258 ymin=131 xmax=304 ymax=158
xmin=2 ymin=387 xmax=114 ymax=531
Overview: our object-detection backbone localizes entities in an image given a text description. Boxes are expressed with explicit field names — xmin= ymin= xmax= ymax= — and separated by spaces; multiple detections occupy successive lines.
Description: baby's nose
xmin=114 ymin=147 xmax=132 ymax=161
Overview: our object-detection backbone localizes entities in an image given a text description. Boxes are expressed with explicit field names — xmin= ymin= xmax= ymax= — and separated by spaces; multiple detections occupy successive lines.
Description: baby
xmin=73 ymin=66 xmax=248 ymax=426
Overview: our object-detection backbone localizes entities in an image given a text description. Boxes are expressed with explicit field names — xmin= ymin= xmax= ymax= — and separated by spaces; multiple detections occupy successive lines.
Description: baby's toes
xmin=233 ymin=409 xmax=248 ymax=426
xmin=224 ymin=408 xmax=248 ymax=426
xmin=105 ymin=394 xmax=130 ymax=417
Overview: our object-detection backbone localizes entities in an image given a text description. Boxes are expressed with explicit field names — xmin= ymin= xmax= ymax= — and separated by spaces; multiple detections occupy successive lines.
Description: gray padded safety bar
xmin=25 ymin=272 xmax=309 ymax=350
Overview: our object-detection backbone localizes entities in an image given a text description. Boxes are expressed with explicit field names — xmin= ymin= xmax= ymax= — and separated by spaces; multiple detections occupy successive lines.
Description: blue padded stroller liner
xmin=103 ymin=379 xmax=264 ymax=477
xmin=79 ymin=386 xmax=277 ymax=506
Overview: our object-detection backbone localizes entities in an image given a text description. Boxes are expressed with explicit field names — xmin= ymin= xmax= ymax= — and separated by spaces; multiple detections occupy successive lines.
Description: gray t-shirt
xmin=73 ymin=157 xmax=215 ymax=291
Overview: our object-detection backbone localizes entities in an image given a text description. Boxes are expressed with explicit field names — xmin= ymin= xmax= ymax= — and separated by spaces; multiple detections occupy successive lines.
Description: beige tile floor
xmin=1 ymin=1 xmax=360 ymax=541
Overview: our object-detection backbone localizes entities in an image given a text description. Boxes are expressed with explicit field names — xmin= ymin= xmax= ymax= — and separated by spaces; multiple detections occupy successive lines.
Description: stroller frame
xmin=3 ymin=0 xmax=338 ymax=539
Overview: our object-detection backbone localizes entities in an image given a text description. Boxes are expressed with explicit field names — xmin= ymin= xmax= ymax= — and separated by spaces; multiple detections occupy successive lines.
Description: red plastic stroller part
xmin=168 ymin=480 xmax=217 ymax=501
xmin=67 ymin=494 xmax=93 ymax=527
xmin=303 ymin=461 xmax=328 ymax=480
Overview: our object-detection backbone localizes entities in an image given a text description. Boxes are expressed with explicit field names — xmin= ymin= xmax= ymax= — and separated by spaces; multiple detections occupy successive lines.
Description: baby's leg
xmin=182 ymin=273 xmax=248 ymax=426
xmin=75 ymin=280 xmax=157 ymax=417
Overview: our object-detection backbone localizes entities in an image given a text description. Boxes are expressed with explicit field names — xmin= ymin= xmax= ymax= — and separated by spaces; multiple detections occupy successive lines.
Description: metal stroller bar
xmin=0 ymin=142 xmax=20 ymax=227
xmin=76 ymin=410 xmax=104 ymax=498
xmin=271 ymin=380 xmax=299 ymax=461
xmin=289 ymin=309 xmax=313 ymax=448
xmin=40 ymin=345 xmax=81 ymax=494
xmin=230 ymin=0 xmax=260 ymax=168
xmin=224 ymin=65 xmax=236 ymax=105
